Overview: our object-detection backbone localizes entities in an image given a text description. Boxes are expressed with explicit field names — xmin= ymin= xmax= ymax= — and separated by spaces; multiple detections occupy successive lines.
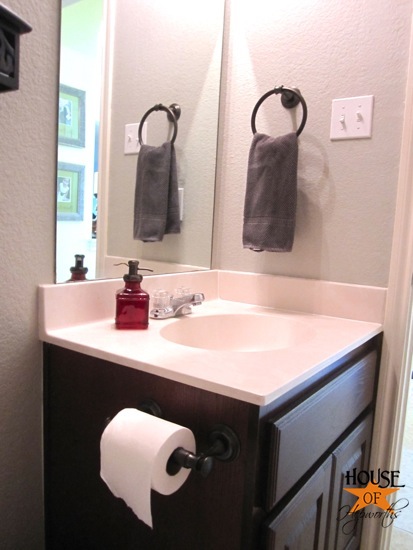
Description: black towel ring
xmin=138 ymin=103 xmax=181 ymax=145
xmin=251 ymin=86 xmax=307 ymax=137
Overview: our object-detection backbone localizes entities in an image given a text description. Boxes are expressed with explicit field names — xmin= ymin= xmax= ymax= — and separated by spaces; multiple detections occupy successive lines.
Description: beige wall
xmin=0 ymin=1 xmax=58 ymax=547
xmin=213 ymin=0 xmax=412 ymax=287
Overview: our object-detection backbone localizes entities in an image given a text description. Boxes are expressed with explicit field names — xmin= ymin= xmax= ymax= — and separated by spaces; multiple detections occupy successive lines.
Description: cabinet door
xmin=264 ymin=457 xmax=332 ymax=550
xmin=327 ymin=414 xmax=373 ymax=550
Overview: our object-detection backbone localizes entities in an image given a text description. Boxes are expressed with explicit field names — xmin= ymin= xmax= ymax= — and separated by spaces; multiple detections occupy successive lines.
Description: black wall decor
xmin=0 ymin=3 xmax=32 ymax=93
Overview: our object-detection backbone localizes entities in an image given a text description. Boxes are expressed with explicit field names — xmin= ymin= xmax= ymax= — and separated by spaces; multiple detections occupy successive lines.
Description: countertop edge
xmin=41 ymin=322 xmax=382 ymax=406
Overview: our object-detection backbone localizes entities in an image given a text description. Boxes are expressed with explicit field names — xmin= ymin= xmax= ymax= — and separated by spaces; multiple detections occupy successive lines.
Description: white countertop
xmin=39 ymin=271 xmax=384 ymax=405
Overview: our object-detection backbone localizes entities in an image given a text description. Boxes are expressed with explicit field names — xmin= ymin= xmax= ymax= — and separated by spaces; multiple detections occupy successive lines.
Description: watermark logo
xmin=344 ymin=469 xmax=402 ymax=514
xmin=338 ymin=468 xmax=410 ymax=531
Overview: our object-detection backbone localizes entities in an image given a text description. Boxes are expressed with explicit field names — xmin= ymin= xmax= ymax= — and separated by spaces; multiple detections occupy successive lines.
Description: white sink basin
xmin=160 ymin=313 xmax=316 ymax=352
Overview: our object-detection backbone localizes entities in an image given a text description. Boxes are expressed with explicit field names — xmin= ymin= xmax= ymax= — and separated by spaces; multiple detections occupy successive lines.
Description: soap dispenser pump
xmin=115 ymin=260 xmax=151 ymax=330
xmin=67 ymin=254 xmax=88 ymax=282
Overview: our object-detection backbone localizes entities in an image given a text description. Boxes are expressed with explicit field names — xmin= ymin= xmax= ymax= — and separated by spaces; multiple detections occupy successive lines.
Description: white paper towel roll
xmin=100 ymin=408 xmax=195 ymax=528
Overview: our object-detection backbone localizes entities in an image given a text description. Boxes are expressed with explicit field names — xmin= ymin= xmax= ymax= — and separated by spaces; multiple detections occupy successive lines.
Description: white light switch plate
xmin=330 ymin=95 xmax=374 ymax=140
xmin=124 ymin=122 xmax=147 ymax=154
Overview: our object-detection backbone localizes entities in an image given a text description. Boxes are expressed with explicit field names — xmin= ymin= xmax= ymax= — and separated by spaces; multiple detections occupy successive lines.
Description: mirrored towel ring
xmin=138 ymin=103 xmax=181 ymax=145
xmin=251 ymin=86 xmax=308 ymax=137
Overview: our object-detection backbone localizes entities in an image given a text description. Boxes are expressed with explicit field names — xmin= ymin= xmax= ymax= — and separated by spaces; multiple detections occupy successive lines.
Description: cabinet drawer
xmin=266 ymin=350 xmax=377 ymax=510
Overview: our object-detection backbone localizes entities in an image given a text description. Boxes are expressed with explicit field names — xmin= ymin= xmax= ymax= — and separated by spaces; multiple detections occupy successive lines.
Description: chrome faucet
xmin=150 ymin=291 xmax=205 ymax=319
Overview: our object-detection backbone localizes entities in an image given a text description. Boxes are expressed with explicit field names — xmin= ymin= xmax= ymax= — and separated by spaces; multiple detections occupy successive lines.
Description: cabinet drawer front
xmin=266 ymin=350 xmax=377 ymax=510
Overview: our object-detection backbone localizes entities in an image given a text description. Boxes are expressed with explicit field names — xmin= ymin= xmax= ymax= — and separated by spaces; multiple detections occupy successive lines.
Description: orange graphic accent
xmin=343 ymin=481 xmax=400 ymax=514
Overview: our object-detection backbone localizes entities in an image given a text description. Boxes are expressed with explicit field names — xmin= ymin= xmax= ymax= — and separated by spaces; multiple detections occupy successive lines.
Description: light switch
xmin=124 ymin=122 xmax=147 ymax=154
xmin=330 ymin=95 xmax=374 ymax=140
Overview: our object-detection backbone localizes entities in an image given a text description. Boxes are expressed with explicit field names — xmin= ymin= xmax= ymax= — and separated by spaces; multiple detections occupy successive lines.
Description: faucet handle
xmin=173 ymin=286 xmax=191 ymax=300
xmin=152 ymin=289 xmax=171 ymax=308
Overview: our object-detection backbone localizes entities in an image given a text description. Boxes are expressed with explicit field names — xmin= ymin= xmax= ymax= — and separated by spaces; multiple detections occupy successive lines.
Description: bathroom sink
xmin=160 ymin=313 xmax=315 ymax=352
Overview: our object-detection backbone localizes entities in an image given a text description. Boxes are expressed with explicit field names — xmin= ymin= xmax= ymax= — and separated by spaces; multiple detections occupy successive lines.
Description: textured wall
xmin=0 ymin=1 xmax=58 ymax=547
xmin=213 ymin=0 xmax=412 ymax=287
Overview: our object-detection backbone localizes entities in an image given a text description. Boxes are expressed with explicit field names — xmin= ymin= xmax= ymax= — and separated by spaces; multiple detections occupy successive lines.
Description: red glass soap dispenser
xmin=115 ymin=260 xmax=152 ymax=330
xmin=67 ymin=254 xmax=88 ymax=282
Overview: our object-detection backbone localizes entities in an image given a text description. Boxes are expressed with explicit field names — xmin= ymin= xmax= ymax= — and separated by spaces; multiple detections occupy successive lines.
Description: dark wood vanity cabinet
xmin=43 ymin=334 xmax=381 ymax=550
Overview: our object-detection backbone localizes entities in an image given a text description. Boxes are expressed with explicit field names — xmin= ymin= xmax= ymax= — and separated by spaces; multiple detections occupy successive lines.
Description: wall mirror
xmin=56 ymin=0 xmax=225 ymax=282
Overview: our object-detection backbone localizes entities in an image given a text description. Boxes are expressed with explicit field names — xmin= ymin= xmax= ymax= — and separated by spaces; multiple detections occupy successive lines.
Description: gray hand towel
xmin=133 ymin=141 xmax=181 ymax=242
xmin=243 ymin=132 xmax=298 ymax=252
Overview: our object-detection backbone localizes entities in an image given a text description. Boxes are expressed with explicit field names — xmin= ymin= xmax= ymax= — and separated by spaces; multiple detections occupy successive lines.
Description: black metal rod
xmin=166 ymin=424 xmax=241 ymax=479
